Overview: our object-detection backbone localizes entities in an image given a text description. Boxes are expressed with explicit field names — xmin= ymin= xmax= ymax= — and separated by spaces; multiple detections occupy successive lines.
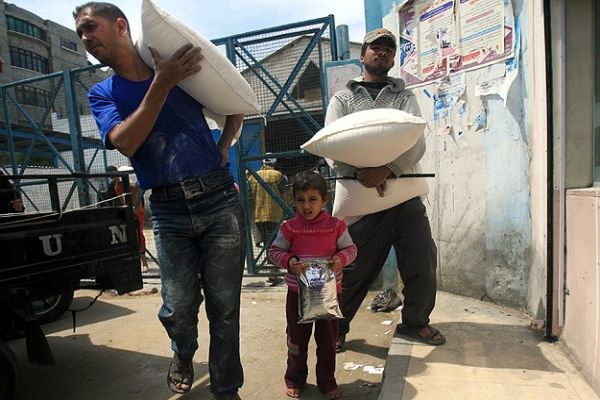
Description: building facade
xmin=0 ymin=0 xmax=88 ymax=85
xmin=0 ymin=0 xmax=110 ymax=170
xmin=365 ymin=0 xmax=599 ymax=393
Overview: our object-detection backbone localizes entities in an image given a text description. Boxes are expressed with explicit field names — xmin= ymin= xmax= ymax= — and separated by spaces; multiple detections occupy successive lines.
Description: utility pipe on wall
xmin=544 ymin=0 xmax=565 ymax=341
xmin=555 ymin=0 xmax=566 ymax=334
xmin=336 ymin=25 xmax=350 ymax=60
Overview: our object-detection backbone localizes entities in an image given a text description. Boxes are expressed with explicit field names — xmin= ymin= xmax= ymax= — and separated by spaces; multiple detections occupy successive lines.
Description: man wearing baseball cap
xmin=362 ymin=28 xmax=397 ymax=52
xmin=325 ymin=28 xmax=444 ymax=350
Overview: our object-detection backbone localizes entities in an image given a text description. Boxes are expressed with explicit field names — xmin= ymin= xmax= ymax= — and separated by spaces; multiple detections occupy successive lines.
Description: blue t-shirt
xmin=88 ymin=75 xmax=222 ymax=190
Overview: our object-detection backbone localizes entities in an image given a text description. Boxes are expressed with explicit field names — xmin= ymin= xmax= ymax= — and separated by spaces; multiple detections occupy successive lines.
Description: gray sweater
xmin=324 ymin=76 xmax=426 ymax=177
xmin=324 ymin=76 xmax=427 ymax=223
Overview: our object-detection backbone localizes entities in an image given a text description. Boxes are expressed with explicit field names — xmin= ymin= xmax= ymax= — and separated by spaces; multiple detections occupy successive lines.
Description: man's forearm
xmin=218 ymin=114 xmax=244 ymax=149
xmin=108 ymin=80 xmax=172 ymax=157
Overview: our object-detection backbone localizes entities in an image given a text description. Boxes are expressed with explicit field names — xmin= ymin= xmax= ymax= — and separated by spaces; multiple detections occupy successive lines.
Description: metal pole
xmin=224 ymin=38 xmax=257 ymax=274
xmin=543 ymin=0 xmax=558 ymax=342
xmin=63 ymin=69 xmax=89 ymax=206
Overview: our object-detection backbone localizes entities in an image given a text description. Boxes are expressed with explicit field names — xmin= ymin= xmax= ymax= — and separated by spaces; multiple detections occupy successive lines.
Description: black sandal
xmin=396 ymin=324 xmax=446 ymax=345
xmin=167 ymin=353 xmax=194 ymax=394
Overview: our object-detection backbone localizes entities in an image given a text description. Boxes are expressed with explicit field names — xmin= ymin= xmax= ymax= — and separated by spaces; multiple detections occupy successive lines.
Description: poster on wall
xmin=457 ymin=0 xmax=506 ymax=67
xmin=416 ymin=1 xmax=458 ymax=82
xmin=399 ymin=0 xmax=515 ymax=88
xmin=398 ymin=4 xmax=420 ymax=82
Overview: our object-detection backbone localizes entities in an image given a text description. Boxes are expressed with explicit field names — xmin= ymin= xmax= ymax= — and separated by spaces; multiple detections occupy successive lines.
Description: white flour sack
xmin=301 ymin=108 xmax=426 ymax=167
xmin=135 ymin=0 xmax=260 ymax=115
xmin=332 ymin=164 xmax=429 ymax=218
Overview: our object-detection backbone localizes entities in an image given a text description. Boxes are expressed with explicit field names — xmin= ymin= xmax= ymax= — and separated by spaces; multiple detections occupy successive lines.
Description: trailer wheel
xmin=32 ymin=291 xmax=75 ymax=324
xmin=0 ymin=341 xmax=20 ymax=400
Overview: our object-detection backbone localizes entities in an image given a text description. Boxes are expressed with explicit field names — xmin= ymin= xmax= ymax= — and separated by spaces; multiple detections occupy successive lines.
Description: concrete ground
xmin=379 ymin=292 xmax=599 ymax=400
xmin=6 ymin=280 xmax=599 ymax=400
xmin=380 ymin=292 xmax=599 ymax=400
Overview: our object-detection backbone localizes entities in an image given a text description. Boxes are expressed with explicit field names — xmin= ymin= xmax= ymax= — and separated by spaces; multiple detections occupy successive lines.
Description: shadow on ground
xmin=342 ymin=338 xmax=389 ymax=360
xmin=404 ymin=321 xmax=562 ymax=372
xmin=381 ymin=321 xmax=564 ymax=400
xmin=9 ymin=333 xmax=210 ymax=400
xmin=38 ymin=295 xmax=138 ymax=336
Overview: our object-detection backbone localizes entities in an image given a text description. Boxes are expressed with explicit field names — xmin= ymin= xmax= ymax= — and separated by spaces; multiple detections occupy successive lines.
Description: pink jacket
xmin=268 ymin=210 xmax=357 ymax=293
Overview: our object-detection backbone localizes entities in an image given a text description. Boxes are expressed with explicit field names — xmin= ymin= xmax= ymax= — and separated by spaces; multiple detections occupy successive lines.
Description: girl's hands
xmin=288 ymin=257 xmax=305 ymax=276
xmin=289 ymin=256 xmax=342 ymax=275
xmin=329 ymin=255 xmax=342 ymax=273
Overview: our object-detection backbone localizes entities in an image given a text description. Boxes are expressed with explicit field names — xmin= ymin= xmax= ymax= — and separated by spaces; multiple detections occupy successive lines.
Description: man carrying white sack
xmin=74 ymin=3 xmax=245 ymax=399
xmin=325 ymin=28 xmax=445 ymax=351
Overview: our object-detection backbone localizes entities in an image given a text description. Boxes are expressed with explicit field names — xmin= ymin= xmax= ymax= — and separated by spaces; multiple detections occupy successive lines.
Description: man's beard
xmin=364 ymin=62 xmax=392 ymax=77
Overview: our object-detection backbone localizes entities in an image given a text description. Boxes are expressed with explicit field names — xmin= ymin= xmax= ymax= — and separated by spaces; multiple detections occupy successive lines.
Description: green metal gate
xmin=213 ymin=15 xmax=338 ymax=275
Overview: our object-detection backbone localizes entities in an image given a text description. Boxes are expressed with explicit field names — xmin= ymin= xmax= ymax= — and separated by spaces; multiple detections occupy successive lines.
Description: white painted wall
xmin=378 ymin=0 xmax=548 ymax=311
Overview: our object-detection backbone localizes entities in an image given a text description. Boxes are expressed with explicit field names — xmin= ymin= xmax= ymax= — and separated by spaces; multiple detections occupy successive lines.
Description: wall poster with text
xmin=398 ymin=0 xmax=515 ymax=88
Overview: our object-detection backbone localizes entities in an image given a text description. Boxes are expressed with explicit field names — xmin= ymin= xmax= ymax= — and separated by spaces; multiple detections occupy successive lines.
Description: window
xmin=595 ymin=2 xmax=600 ymax=181
xmin=291 ymin=61 xmax=322 ymax=101
xmin=60 ymin=37 xmax=78 ymax=52
xmin=6 ymin=15 xmax=46 ymax=42
xmin=9 ymin=46 xmax=49 ymax=74
xmin=14 ymin=85 xmax=49 ymax=108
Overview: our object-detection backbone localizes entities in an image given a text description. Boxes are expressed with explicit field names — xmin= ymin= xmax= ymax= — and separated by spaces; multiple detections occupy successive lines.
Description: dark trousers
xmin=285 ymin=290 xmax=339 ymax=394
xmin=339 ymin=197 xmax=437 ymax=335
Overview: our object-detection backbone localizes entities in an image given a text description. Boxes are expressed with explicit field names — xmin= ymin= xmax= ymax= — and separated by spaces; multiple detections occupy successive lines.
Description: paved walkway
xmin=379 ymin=291 xmax=599 ymax=400
xmin=7 ymin=281 xmax=599 ymax=399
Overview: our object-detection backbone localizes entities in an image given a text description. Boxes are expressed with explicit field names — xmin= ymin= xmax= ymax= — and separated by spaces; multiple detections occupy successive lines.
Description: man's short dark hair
xmin=292 ymin=170 xmax=328 ymax=199
xmin=73 ymin=2 xmax=129 ymax=30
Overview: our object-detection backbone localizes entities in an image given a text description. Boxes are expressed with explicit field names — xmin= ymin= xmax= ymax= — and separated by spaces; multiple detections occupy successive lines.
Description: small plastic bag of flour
xmin=297 ymin=259 xmax=343 ymax=324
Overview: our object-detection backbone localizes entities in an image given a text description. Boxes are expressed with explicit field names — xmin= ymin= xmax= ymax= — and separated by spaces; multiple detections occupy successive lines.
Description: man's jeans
xmin=149 ymin=169 xmax=245 ymax=394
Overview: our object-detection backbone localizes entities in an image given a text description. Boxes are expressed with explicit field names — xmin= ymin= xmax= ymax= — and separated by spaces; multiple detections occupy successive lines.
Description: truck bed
xmin=0 ymin=204 xmax=142 ymax=299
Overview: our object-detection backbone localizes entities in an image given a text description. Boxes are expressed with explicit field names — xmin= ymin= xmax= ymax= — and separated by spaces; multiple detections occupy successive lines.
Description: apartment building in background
xmin=0 ymin=0 xmax=88 ymax=85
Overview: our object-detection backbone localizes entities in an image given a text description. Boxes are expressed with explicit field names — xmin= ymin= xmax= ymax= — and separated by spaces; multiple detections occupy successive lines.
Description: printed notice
xmin=416 ymin=1 xmax=457 ymax=79
xmin=398 ymin=0 xmax=515 ymax=88
xmin=457 ymin=0 xmax=505 ymax=66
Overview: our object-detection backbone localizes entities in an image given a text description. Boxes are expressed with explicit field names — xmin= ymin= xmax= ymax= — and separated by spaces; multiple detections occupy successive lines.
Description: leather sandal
xmin=167 ymin=352 xmax=194 ymax=393
xmin=396 ymin=324 xmax=446 ymax=345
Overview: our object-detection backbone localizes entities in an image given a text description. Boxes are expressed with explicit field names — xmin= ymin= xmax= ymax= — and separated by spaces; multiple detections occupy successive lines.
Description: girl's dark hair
xmin=73 ymin=2 xmax=130 ymax=36
xmin=292 ymin=170 xmax=328 ymax=198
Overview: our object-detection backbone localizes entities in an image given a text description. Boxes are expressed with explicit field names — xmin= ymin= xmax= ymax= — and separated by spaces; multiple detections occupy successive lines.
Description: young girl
xmin=269 ymin=170 xmax=357 ymax=399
